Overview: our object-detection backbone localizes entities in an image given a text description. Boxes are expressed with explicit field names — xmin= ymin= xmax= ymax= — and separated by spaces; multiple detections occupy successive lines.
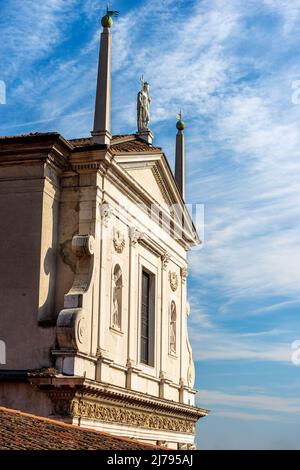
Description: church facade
xmin=0 ymin=11 xmax=208 ymax=449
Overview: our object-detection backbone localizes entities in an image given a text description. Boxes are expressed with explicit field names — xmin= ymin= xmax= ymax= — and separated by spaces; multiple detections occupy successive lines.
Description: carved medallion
xmin=76 ymin=318 xmax=87 ymax=345
xmin=169 ymin=271 xmax=178 ymax=292
xmin=113 ymin=229 xmax=126 ymax=254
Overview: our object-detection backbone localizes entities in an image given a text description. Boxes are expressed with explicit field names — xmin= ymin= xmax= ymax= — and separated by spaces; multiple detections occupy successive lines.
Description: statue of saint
xmin=169 ymin=301 xmax=177 ymax=354
xmin=112 ymin=265 xmax=122 ymax=329
xmin=137 ymin=76 xmax=151 ymax=132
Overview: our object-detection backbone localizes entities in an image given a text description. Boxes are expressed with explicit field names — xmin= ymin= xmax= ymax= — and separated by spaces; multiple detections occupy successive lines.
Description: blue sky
xmin=1 ymin=0 xmax=300 ymax=449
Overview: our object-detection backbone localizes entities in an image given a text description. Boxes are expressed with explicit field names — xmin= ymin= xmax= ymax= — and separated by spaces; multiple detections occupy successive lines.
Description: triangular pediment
xmin=121 ymin=160 xmax=173 ymax=208
xmin=67 ymin=134 xmax=200 ymax=246
xmin=112 ymin=147 xmax=200 ymax=246
xmin=110 ymin=135 xmax=173 ymax=207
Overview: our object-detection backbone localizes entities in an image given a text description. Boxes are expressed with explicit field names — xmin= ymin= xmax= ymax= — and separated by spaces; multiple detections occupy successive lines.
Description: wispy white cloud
xmin=0 ymin=0 xmax=98 ymax=136
xmin=0 ymin=0 xmax=77 ymax=76
xmin=186 ymin=68 xmax=300 ymax=328
xmin=263 ymin=0 xmax=300 ymax=34
xmin=111 ymin=0 xmax=242 ymax=129
xmin=214 ymin=410 xmax=288 ymax=423
xmin=197 ymin=389 xmax=300 ymax=414
xmin=190 ymin=326 xmax=293 ymax=362
xmin=249 ymin=299 xmax=300 ymax=316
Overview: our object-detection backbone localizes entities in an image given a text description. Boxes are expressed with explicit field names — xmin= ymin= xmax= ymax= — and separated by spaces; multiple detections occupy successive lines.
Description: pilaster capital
xmin=129 ymin=226 xmax=145 ymax=247
xmin=161 ymin=252 xmax=171 ymax=270
xmin=180 ymin=266 xmax=188 ymax=283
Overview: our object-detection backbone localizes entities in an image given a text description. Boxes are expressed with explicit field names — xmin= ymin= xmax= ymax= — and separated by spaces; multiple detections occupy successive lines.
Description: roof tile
xmin=0 ymin=406 xmax=160 ymax=450
xmin=0 ymin=133 xmax=161 ymax=154
xmin=70 ymin=134 xmax=162 ymax=153
xmin=0 ymin=132 xmax=60 ymax=140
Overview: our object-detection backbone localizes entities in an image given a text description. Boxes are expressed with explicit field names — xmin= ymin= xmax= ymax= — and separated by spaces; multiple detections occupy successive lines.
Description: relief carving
xmin=77 ymin=318 xmax=87 ymax=344
xmin=169 ymin=301 xmax=177 ymax=355
xmin=71 ymin=400 xmax=195 ymax=434
xmin=113 ymin=229 xmax=126 ymax=254
xmin=178 ymin=443 xmax=196 ymax=450
xmin=100 ymin=202 xmax=113 ymax=227
xmin=169 ymin=271 xmax=178 ymax=292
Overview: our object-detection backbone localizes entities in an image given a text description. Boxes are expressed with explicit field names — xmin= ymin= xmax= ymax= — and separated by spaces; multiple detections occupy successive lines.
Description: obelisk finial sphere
xmin=101 ymin=5 xmax=119 ymax=28
xmin=176 ymin=111 xmax=185 ymax=131
xmin=101 ymin=14 xmax=113 ymax=28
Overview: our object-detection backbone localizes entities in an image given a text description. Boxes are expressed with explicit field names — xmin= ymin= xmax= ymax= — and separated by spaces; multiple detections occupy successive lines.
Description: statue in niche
xmin=112 ymin=265 xmax=122 ymax=329
xmin=169 ymin=301 xmax=177 ymax=354
xmin=137 ymin=76 xmax=151 ymax=132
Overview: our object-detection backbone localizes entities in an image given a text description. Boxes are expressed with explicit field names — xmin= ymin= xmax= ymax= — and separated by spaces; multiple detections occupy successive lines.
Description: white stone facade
xmin=0 ymin=134 xmax=208 ymax=448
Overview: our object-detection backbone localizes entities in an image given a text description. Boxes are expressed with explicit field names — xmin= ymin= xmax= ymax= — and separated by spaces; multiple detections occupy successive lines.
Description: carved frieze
xmin=178 ymin=443 xmax=188 ymax=450
xmin=178 ymin=443 xmax=196 ymax=450
xmin=71 ymin=400 xmax=195 ymax=434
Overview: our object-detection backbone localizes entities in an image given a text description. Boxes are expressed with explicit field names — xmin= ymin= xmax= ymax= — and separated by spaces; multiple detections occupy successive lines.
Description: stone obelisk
xmin=175 ymin=113 xmax=186 ymax=198
xmin=91 ymin=12 xmax=116 ymax=145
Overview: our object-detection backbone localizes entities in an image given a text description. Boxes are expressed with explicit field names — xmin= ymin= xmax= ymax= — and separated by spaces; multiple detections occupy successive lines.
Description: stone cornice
xmin=0 ymin=133 xmax=71 ymax=170
xmin=66 ymin=148 xmax=112 ymax=172
xmin=139 ymin=235 xmax=166 ymax=258
xmin=27 ymin=375 xmax=208 ymax=420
